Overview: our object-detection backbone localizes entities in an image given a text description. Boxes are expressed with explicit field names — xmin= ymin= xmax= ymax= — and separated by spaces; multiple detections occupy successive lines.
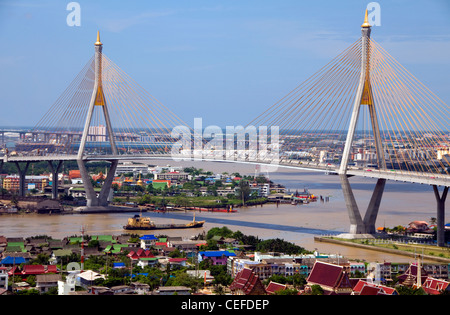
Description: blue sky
xmin=0 ymin=0 xmax=449 ymax=128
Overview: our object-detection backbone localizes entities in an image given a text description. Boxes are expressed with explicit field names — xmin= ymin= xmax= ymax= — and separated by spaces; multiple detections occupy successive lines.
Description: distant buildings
xmin=2 ymin=175 xmax=48 ymax=192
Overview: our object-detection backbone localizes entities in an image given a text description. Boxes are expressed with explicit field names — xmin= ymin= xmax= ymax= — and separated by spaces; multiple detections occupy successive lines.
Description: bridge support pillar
xmin=364 ymin=178 xmax=386 ymax=234
xmin=433 ymin=185 xmax=448 ymax=247
xmin=339 ymin=175 xmax=385 ymax=237
xmin=76 ymin=159 xmax=118 ymax=210
xmin=14 ymin=161 xmax=30 ymax=197
xmin=48 ymin=160 xmax=63 ymax=199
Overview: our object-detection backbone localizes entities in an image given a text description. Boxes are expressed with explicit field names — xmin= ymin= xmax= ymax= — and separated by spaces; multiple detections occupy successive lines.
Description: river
xmin=1 ymin=160 xmax=447 ymax=263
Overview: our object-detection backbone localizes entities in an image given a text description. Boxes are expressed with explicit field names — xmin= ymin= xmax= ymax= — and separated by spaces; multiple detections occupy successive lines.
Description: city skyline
xmin=0 ymin=0 xmax=449 ymax=128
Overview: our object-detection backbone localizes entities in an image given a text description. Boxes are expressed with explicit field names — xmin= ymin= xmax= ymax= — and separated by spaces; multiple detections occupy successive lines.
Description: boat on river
xmin=123 ymin=213 xmax=205 ymax=230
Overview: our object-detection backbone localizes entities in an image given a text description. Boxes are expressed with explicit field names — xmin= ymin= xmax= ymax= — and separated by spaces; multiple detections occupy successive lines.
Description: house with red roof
xmin=407 ymin=221 xmax=431 ymax=233
xmin=230 ymin=267 xmax=266 ymax=295
xmin=169 ymin=258 xmax=188 ymax=268
xmin=352 ymin=280 xmax=398 ymax=295
xmin=306 ymin=261 xmax=353 ymax=295
xmin=127 ymin=248 xmax=154 ymax=261
xmin=21 ymin=265 xmax=55 ymax=275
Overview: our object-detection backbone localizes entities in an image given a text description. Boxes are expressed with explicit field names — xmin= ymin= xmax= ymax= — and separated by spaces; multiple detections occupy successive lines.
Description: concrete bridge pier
xmin=14 ymin=161 xmax=30 ymax=197
xmin=76 ymin=159 xmax=118 ymax=212
xmin=433 ymin=185 xmax=448 ymax=247
xmin=48 ymin=160 xmax=63 ymax=199
xmin=339 ymin=174 xmax=386 ymax=238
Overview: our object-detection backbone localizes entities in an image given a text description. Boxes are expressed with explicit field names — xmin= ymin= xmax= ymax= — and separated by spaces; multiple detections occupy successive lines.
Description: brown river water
xmin=1 ymin=160 xmax=447 ymax=263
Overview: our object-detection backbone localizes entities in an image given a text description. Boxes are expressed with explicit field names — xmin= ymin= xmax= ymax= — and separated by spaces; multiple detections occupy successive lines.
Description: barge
xmin=123 ymin=214 xmax=205 ymax=230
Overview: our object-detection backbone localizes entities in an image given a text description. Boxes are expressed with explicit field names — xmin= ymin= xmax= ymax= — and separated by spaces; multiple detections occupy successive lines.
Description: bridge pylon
xmin=337 ymin=10 xmax=387 ymax=238
xmin=76 ymin=31 xmax=119 ymax=212
xmin=340 ymin=9 xmax=385 ymax=174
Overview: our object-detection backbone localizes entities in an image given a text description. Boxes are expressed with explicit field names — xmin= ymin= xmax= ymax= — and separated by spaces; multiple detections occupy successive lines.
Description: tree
xmin=206 ymin=226 xmax=233 ymax=240
xmin=309 ymin=284 xmax=324 ymax=295
xmin=396 ymin=285 xmax=427 ymax=295
xmin=275 ymin=288 xmax=299 ymax=295
xmin=256 ymin=238 xmax=307 ymax=255
xmin=210 ymin=265 xmax=232 ymax=286
xmin=236 ymin=180 xmax=251 ymax=205
xmin=165 ymin=272 xmax=202 ymax=293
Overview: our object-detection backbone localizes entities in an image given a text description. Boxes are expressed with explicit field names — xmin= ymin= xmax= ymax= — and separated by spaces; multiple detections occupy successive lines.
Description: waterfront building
xmin=2 ymin=175 xmax=48 ymax=192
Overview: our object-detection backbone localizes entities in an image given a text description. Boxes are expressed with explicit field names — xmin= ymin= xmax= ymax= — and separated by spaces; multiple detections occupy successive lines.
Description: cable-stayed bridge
xmin=2 ymin=12 xmax=449 ymax=244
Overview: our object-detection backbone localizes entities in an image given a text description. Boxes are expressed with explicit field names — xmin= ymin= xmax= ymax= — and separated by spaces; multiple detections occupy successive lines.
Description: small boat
xmin=123 ymin=213 xmax=205 ymax=230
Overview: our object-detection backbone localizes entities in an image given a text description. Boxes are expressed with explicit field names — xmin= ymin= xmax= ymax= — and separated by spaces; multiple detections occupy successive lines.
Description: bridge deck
xmin=3 ymin=154 xmax=449 ymax=187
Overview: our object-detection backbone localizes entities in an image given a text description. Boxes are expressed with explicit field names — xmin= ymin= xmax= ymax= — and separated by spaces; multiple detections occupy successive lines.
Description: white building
xmin=367 ymin=262 xmax=392 ymax=285
xmin=0 ymin=267 xmax=8 ymax=291
xmin=116 ymin=162 xmax=150 ymax=176
xmin=58 ymin=271 xmax=78 ymax=295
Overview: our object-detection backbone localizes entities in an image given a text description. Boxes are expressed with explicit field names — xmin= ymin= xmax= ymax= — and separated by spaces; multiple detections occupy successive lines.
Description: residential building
xmin=36 ymin=274 xmax=62 ymax=293
xmin=58 ymin=272 xmax=77 ymax=295
xmin=140 ymin=235 xmax=158 ymax=249
xmin=169 ymin=239 xmax=206 ymax=253
xmin=131 ymin=282 xmax=151 ymax=295
xmin=157 ymin=286 xmax=191 ymax=295
xmin=0 ymin=267 xmax=8 ymax=291
xmin=367 ymin=262 xmax=393 ymax=284
xmin=198 ymin=250 xmax=236 ymax=265
xmin=169 ymin=258 xmax=188 ymax=268
xmin=2 ymin=175 xmax=48 ymax=192
xmin=348 ymin=262 xmax=366 ymax=275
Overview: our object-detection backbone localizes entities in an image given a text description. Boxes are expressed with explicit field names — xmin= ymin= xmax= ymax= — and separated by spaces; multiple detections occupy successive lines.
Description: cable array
xmin=30 ymin=54 xmax=190 ymax=156
xmin=249 ymin=37 xmax=449 ymax=176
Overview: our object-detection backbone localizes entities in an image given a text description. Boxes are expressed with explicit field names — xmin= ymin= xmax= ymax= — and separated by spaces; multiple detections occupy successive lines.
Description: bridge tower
xmin=76 ymin=31 xmax=119 ymax=210
xmin=338 ymin=10 xmax=387 ymax=237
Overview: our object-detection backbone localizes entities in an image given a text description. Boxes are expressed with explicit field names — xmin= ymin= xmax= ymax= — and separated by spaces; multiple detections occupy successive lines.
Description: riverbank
xmin=315 ymin=236 xmax=450 ymax=263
